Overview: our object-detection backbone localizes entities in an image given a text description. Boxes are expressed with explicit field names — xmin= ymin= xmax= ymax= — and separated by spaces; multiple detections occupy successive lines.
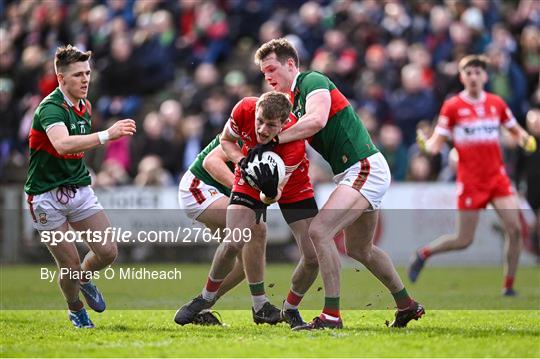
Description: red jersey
xmin=226 ymin=97 xmax=314 ymax=204
xmin=435 ymin=91 xmax=517 ymax=184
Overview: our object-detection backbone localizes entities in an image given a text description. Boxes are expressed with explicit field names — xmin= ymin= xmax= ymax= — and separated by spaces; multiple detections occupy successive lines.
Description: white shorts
xmin=178 ymin=170 xmax=227 ymax=220
xmin=27 ymin=185 xmax=104 ymax=231
xmin=333 ymin=152 xmax=390 ymax=210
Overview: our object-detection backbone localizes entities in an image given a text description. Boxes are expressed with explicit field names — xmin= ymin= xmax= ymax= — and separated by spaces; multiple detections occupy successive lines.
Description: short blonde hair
xmin=256 ymin=91 xmax=292 ymax=123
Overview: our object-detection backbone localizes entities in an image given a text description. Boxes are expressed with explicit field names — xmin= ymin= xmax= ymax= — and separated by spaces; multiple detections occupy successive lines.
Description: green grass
xmin=1 ymin=310 xmax=539 ymax=357
xmin=1 ymin=264 xmax=539 ymax=357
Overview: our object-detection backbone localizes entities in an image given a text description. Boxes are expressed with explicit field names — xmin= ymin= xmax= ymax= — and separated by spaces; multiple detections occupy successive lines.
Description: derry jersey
xmin=227 ymin=97 xmax=314 ymax=203
xmin=25 ymin=87 xmax=92 ymax=195
xmin=435 ymin=91 xmax=517 ymax=184
xmin=290 ymin=71 xmax=379 ymax=175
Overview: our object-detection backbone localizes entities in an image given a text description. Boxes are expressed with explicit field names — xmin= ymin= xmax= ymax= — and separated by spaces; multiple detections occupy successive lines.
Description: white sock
xmin=321 ymin=313 xmax=340 ymax=321
xmin=283 ymin=300 xmax=298 ymax=310
xmin=202 ymin=288 xmax=218 ymax=302
xmin=252 ymin=295 xmax=268 ymax=312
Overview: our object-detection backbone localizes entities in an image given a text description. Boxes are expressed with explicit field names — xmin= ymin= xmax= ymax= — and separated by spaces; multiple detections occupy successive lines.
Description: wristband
xmin=98 ymin=130 xmax=110 ymax=144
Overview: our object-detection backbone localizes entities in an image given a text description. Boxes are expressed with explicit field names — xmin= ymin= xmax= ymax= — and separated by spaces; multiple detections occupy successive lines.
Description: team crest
xmin=209 ymin=189 xmax=218 ymax=197
xmin=39 ymin=213 xmax=47 ymax=224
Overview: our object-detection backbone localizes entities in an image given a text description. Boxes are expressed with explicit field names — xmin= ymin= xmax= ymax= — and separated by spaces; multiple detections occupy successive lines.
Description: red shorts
xmin=232 ymin=169 xmax=314 ymax=204
xmin=457 ymin=173 xmax=514 ymax=210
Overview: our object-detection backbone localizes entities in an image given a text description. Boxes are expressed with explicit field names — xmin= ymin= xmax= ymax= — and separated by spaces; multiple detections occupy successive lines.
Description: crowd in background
xmin=1 ymin=0 xmax=539 ymax=192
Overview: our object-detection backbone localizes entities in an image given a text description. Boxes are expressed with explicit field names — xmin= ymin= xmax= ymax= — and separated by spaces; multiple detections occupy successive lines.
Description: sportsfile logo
xmin=40 ymin=227 xmax=252 ymax=246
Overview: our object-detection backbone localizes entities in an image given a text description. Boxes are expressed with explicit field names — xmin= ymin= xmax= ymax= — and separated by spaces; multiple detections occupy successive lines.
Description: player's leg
xmin=43 ymin=223 xmax=95 ymax=328
xmin=70 ymin=210 xmax=116 ymax=313
xmin=343 ymin=210 xmax=424 ymax=327
xmin=196 ymin=197 xmax=246 ymax=299
xmin=492 ymin=195 xmax=522 ymax=296
xmin=281 ymin=217 xmax=319 ymax=327
xmin=344 ymin=210 xmax=403 ymax=292
xmin=28 ymin=191 xmax=94 ymax=327
xmin=409 ymin=210 xmax=480 ymax=282
xmin=299 ymin=184 xmax=367 ymax=329
xmin=70 ymin=211 xmax=117 ymax=273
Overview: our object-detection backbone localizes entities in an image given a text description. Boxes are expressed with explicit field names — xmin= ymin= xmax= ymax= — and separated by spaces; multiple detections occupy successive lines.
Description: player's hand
xmin=238 ymin=157 xmax=257 ymax=185
xmin=416 ymin=129 xmax=428 ymax=153
xmin=253 ymin=163 xmax=278 ymax=198
xmin=107 ymin=119 xmax=136 ymax=140
xmin=254 ymin=206 xmax=268 ymax=224
xmin=522 ymin=135 xmax=537 ymax=153
xmin=246 ymin=137 xmax=279 ymax=163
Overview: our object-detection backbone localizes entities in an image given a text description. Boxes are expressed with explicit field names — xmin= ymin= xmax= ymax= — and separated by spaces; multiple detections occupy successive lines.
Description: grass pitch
xmin=1 ymin=264 xmax=539 ymax=357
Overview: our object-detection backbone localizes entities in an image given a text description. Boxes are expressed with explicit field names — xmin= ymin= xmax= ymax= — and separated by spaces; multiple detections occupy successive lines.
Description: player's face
xmin=255 ymin=107 xmax=284 ymax=144
xmin=459 ymin=66 xmax=487 ymax=95
xmin=260 ymin=53 xmax=295 ymax=94
xmin=57 ymin=61 xmax=91 ymax=102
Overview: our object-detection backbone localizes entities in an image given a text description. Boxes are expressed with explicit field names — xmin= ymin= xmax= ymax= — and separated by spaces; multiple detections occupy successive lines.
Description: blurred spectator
xmin=37 ymin=61 xmax=58 ymax=99
xmin=519 ymin=25 xmax=540 ymax=94
xmin=287 ymin=1 xmax=326 ymax=58
xmin=0 ymin=78 xmax=19 ymax=175
xmin=407 ymin=153 xmax=432 ymax=182
xmin=97 ymin=34 xmax=142 ymax=118
xmin=180 ymin=113 xmax=205 ymax=172
xmin=486 ymin=45 xmax=528 ymax=121
xmin=94 ymin=159 xmax=130 ymax=188
xmin=407 ymin=43 xmax=434 ymax=88
xmin=134 ymin=155 xmax=174 ymax=186
xmin=388 ymin=63 xmax=437 ymax=146
xmin=132 ymin=10 xmax=175 ymax=94
xmin=130 ymin=111 xmax=182 ymax=178
xmin=314 ymin=29 xmax=358 ymax=98
xmin=381 ymin=2 xmax=411 ymax=40
xmin=377 ymin=124 xmax=408 ymax=181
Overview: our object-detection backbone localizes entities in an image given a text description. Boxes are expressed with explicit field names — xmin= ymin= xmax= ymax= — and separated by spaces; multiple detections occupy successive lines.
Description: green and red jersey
xmin=24 ymin=87 xmax=92 ymax=195
xmin=189 ymin=134 xmax=236 ymax=197
xmin=290 ymin=71 xmax=379 ymax=175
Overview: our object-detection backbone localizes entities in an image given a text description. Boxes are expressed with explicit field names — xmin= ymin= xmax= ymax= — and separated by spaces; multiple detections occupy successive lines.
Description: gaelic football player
xmin=24 ymin=45 xmax=136 ymax=328
xmin=250 ymin=39 xmax=424 ymax=330
xmin=175 ymin=91 xmax=319 ymax=328
xmin=410 ymin=55 xmax=537 ymax=295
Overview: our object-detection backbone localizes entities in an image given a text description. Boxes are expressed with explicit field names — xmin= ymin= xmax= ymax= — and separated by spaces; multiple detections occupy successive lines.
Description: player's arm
xmin=417 ymin=129 xmax=447 ymax=155
xmin=278 ymin=91 xmax=331 ymax=144
xmin=219 ymin=123 xmax=244 ymax=164
xmin=47 ymin=119 xmax=136 ymax=155
xmin=506 ymin=123 xmax=537 ymax=153
xmin=202 ymin=145 xmax=235 ymax=189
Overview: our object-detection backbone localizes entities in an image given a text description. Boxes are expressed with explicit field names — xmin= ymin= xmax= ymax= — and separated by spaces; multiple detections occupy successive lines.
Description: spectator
xmin=377 ymin=124 xmax=408 ymax=181
xmin=97 ymin=34 xmax=142 ymax=118
xmin=388 ymin=63 xmax=437 ymax=146
xmin=486 ymin=45 xmax=528 ymax=121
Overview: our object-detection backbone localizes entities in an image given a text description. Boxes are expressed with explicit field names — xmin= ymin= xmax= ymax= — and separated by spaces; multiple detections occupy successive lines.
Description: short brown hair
xmin=54 ymin=45 xmax=92 ymax=74
xmin=254 ymin=38 xmax=299 ymax=67
xmin=256 ymin=91 xmax=292 ymax=123
xmin=458 ymin=55 xmax=488 ymax=72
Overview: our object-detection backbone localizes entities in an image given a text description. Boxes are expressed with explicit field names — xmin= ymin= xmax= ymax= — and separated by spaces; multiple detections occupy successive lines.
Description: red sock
xmin=205 ymin=277 xmax=222 ymax=292
xmin=286 ymin=290 xmax=303 ymax=307
xmin=504 ymin=276 xmax=514 ymax=290
xmin=419 ymin=247 xmax=432 ymax=260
